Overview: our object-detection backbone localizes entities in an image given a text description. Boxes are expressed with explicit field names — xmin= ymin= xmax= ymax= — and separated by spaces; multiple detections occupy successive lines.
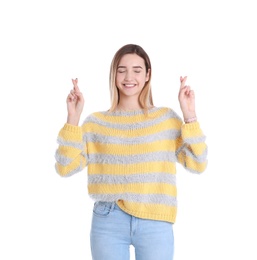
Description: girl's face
xmin=116 ymin=54 xmax=150 ymax=100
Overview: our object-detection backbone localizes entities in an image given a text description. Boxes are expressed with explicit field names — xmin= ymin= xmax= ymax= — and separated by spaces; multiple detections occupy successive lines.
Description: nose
xmin=124 ymin=70 xmax=133 ymax=81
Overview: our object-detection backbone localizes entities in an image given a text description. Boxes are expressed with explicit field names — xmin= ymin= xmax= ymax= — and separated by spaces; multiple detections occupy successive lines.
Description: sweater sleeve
xmin=54 ymin=123 xmax=88 ymax=177
xmin=176 ymin=121 xmax=208 ymax=173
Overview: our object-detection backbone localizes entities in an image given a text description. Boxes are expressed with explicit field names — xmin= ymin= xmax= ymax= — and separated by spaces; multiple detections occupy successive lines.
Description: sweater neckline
xmin=103 ymin=106 xmax=159 ymax=116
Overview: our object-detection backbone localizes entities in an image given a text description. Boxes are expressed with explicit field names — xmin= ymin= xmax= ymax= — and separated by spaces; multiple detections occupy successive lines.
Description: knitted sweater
xmin=55 ymin=107 xmax=208 ymax=223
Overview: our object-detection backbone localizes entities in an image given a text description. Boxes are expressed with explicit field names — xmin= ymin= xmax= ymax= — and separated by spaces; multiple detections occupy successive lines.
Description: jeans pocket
xmin=93 ymin=202 xmax=113 ymax=217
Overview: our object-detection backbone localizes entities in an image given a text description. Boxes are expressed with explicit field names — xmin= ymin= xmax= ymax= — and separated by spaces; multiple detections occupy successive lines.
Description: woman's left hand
xmin=178 ymin=76 xmax=196 ymax=120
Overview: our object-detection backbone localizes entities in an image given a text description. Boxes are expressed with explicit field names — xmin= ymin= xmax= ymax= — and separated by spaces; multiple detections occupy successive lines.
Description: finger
xmin=180 ymin=76 xmax=187 ymax=81
xmin=72 ymin=78 xmax=77 ymax=88
xmin=72 ymin=78 xmax=78 ymax=84
xmin=71 ymin=88 xmax=81 ymax=102
xmin=67 ymin=93 xmax=74 ymax=102
xmin=180 ymin=76 xmax=187 ymax=89
xmin=185 ymin=85 xmax=191 ymax=95
xmin=70 ymin=89 xmax=76 ymax=97
xmin=179 ymin=85 xmax=189 ymax=95
xmin=72 ymin=78 xmax=80 ymax=92
xmin=73 ymin=85 xmax=84 ymax=101
xmin=189 ymin=89 xmax=195 ymax=98
xmin=74 ymin=91 xmax=83 ymax=100
xmin=68 ymin=90 xmax=77 ymax=101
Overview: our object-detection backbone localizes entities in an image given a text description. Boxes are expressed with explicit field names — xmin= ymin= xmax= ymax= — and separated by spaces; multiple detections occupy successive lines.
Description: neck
xmin=116 ymin=98 xmax=142 ymax=111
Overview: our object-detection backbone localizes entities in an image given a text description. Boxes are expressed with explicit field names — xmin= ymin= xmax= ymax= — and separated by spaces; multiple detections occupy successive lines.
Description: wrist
xmin=184 ymin=115 xmax=197 ymax=124
xmin=67 ymin=115 xmax=80 ymax=126
xmin=183 ymin=111 xmax=196 ymax=122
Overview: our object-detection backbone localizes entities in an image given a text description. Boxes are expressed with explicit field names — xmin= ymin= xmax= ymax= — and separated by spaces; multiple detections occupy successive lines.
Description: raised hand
xmin=178 ymin=76 xmax=196 ymax=121
xmin=66 ymin=78 xmax=84 ymax=125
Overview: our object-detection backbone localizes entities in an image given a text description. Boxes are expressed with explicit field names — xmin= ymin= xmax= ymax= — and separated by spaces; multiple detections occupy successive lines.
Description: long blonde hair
xmin=109 ymin=44 xmax=153 ymax=113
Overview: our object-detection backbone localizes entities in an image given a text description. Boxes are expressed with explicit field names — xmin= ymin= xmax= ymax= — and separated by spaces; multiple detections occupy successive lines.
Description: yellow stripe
xmin=177 ymin=152 xmax=184 ymax=165
xmin=186 ymin=156 xmax=207 ymax=173
xmin=190 ymin=143 xmax=207 ymax=156
xmin=87 ymin=139 xmax=177 ymax=154
xmin=57 ymin=146 xmax=82 ymax=158
xmin=182 ymin=122 xmax=203 ymax=138
xmin=88 ymin=161 xmax=176 ymax=175
xmin=93 ymin=108 xmax=170 ymax=124
xmin=83 ymin=118 xmax=181 ymax=138
xmin=59 ymin=126 xmax=83 ymax=142
xmin=88 ymin=183 xmax=177 ymax=196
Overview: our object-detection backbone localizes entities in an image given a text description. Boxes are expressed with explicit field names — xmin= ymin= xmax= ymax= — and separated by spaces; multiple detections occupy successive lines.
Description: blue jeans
xmin=90 ymin=202 xmax=174 ymax=260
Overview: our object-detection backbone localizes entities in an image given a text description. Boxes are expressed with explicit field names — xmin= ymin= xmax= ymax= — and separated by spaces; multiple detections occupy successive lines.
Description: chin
xmin=120 ymin=91 xmax=141 ymax=97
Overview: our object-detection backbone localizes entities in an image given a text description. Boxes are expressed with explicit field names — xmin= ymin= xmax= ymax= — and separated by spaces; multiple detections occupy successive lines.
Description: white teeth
xmin=124 ymin=84 xmax=135 ymax=87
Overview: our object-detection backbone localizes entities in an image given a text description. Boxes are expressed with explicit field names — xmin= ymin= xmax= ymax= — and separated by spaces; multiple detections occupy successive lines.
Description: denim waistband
xmin=94 ymin=201 xmax=119 ymax=211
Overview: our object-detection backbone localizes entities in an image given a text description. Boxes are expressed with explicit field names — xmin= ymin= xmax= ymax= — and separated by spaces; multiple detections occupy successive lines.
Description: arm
xmin=55 ymin=78 xmax=87 ymax=177
xmin=176 ymin=76 xmax=208 ymax=173
xmin=178 ymin=76 xmax=197 ymax=122
xmin=55 ymin=124 xmax=88 ymax=177
xmin=176 ymin=121 xmax=208 ymax=173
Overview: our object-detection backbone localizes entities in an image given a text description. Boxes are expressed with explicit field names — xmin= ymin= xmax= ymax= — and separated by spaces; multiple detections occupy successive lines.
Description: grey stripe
xmin=57 ymin=137 xmax=84 ymax=150
xmin=84 ymin=129 xmax=181 ymax=144
xmin=89 ymin=151 xmax=177 ymax=164
xmin=55 ymin=151 xmax=72 ymax=166
xmin=55 ymin=150 xmax=88 ymax=166
xmin=81 ymin=151 xmax=89 ymax=162
xmin=88 ymin=173 xmax=176 ymax=185
xmin=101 ymin=107 xmax=160 ymax=116
xmin=89 ymin=193 xmax=177 ymax=207
xmin=184 ymin=135 xmax=206 ymax=144
xmin=84 ymin=109 xmax=181 ymax=130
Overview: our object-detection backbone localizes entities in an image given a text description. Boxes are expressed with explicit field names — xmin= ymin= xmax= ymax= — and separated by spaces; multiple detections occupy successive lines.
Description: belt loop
xmin=110 ymin=202 xmax=115 ymax=212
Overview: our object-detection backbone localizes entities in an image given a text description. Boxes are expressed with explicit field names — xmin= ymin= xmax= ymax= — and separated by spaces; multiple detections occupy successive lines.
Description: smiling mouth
xmin=123 ymin=84 xmax=136 ymax=88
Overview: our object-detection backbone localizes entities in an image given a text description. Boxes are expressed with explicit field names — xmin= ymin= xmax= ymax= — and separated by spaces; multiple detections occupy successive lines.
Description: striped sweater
xmin=55 ymin=107 xmax=208 ymax=223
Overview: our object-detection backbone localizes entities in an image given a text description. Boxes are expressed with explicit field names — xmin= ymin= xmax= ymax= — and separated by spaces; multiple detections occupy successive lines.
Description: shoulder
xmin=157 ymin=106 xmax=182 ymax=121
xmin=81 ymin=109 xmax=113 ymax=127
xmin=82 ymin=111 xmax=102 ymax=123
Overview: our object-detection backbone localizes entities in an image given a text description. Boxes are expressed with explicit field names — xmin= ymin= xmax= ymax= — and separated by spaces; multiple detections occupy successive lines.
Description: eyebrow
xmin=117 ymin=66 xmax=143 ymax=69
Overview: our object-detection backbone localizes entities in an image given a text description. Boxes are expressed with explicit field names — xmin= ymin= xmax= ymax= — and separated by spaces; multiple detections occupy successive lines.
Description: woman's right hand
xmin=66 ymin=78 xmax=84 ymax=125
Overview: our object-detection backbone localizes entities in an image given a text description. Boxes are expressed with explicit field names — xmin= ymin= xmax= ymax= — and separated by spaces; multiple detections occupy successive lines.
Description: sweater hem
xmin=116 ymin=200 xmax=176 ymax=223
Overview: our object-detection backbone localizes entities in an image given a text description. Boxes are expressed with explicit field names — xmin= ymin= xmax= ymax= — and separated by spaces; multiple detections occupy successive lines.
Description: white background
xmin=1 ymin=0 xmax=256 ymax=259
